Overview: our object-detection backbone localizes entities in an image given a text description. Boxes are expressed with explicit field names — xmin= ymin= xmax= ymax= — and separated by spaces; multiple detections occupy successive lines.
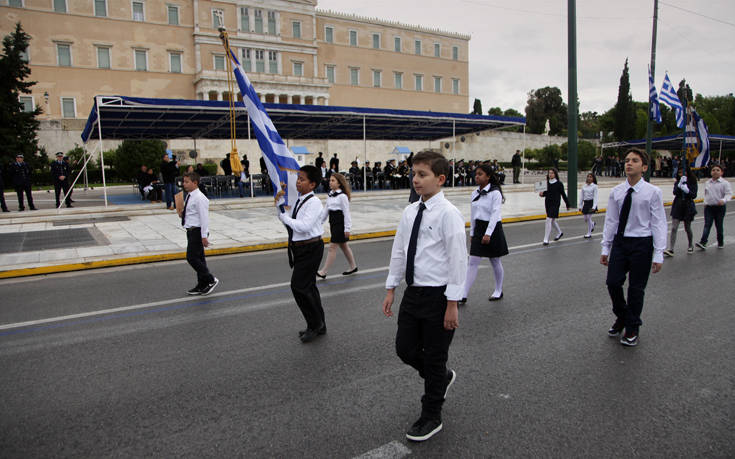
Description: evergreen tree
xmin=472 ymin=98 xmax=483 ymax=115
xmin=613 ymin=58 xmax=635 ymax=142
xmin=524 ymin=86 xmax=567 ymax=135
xmin=0 ymin=23 xmax=42 ymax=171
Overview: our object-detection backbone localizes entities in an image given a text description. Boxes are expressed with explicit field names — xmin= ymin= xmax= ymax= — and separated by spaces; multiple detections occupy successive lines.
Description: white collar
xmin=549 ymin=178 xmax=558 ymax=184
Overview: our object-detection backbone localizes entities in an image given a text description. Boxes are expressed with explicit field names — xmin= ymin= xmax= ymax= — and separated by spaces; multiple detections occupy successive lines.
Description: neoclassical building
xmin=2 ymin=0 xmax=470 ymax=123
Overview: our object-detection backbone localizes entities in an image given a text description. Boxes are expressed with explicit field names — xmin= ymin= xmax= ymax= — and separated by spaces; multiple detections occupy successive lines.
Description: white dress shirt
xmin=321 ymin=190 xmax=352 ymax=231
xmin=703 ymin=177 xmax=732 ymax=206
xmin=278 ymin=191 xmax=324 ymax=241
xmin=182 ymin=188 xmax=210 ymax=238
xmin=385 ymin=191 xmax=468 ymax=301
xmin=469 ymin=185 xmax=503 ymax=237
xmin=580 ymin=183 xmax=598 ymax=209
xmin=601 ymin=178 xmax=668 ymax=263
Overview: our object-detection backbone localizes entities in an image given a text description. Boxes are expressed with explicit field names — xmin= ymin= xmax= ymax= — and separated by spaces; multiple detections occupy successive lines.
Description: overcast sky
xmin=317 ymin=0 xmax=735 ymax=115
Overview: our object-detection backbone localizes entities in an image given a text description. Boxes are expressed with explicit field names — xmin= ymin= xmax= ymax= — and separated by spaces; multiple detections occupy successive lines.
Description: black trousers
xmin=395 ymin=286 xmax=454 ymax=421
xmin=606 ymin=236 xmax=653 ymax=332
xmin=54 ymin=180 xmax=71 ymax=207
xmin=186 ymin=228 xmax=214 ymax=287
xmin=700 ymin=205 xmax=726 ymax=246
xmin=14 ymin=184 xmax=34 ymax=209
xmin=290 ymin=239 xmax=325 ymax=330
xmin=0 ymin=187 xmax=7 ymax=210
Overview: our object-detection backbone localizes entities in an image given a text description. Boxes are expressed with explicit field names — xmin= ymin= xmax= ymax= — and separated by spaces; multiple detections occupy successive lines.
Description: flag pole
xmin=645 ymin=0 xmax=658 ymax=182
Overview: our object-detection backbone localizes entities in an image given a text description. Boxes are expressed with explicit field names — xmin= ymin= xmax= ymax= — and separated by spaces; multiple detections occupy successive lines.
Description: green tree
xmin=524 ymin=86 xmax=567 ymax=135
xmin=472 ymin=98 xmax=483 ymax=115
xmin=487 ymin=106 xmax=503 ymax=116
xmin=613 ymin=58 xmax=635 ymax=141
xmin=503 ymin=108 xmax=523 ymax=118
xmin=112 ymin=140 xmax=166 ymax=181
xmin=561 ymin=140 xmax=596 ymax=169
xmin=0 ymin=23 xmax=44 ymax=172
xmin=579 ymin=111 xmax=601 ymax=139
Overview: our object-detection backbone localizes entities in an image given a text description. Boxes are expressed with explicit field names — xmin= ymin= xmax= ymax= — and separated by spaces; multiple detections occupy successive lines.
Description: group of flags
xmin=648 ymin=67 xmax=710 ymax=168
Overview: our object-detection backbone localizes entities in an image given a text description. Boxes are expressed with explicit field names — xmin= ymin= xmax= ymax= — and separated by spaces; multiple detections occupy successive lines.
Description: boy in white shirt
xmin=181 ymin=172 xmax=219 ymax=296
xmin=382 ymin=151 xmax=467 ymax=442
xmin=695 ymin=163 xmax=732 ymax=250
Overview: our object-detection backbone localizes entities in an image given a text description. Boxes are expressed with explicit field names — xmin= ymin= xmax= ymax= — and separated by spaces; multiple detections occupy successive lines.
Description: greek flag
xmin=692 ymin=109 xmax=710 ymax=168
xmin=227 ymin=49 xmax=300 ymax=207
xmin=648 ymin=66 xmax=661 ymax=123
xmin=659 ymin=73 xmax=685 ymax=128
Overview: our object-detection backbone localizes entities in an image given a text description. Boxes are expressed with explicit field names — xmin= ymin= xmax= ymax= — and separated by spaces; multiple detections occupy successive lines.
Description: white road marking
xmin=353 ymin=440 xmax=411 ymax=459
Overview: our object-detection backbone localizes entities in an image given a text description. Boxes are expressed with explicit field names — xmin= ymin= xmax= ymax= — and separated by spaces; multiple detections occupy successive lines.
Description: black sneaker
xmin=554 ymin=232 xmax=564 ymax=241
xmin=620 ymin=331 xmax=639 ymax=347
xmin=608 ymin=321 xmax=624 ymax=337
xmin=200 ymin=277 xmax=219 ymax=295
xmin=444 ymin=369 xmax=456 ymax=399
xmin=695 ymin=242 xmax=707 ymax=250
xmin=717 ymin=244 xmax=724 ymax=249
xmin=187 ymin=285 xmax=202 ymax=296
xmin=663 ymin=249 xmax=674 ymax=258
xmin=406 ymin=417 xmax=443 ymax=442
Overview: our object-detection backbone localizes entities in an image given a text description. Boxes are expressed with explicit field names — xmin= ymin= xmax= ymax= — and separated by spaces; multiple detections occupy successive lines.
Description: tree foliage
xmin=613 ymin=58 xmax=635 ymax=142
xmin=112 ymin=140 xmax=167 ymax=181
xmin=472 ymin=98 xmax=483 ymax=115
xmin=524 ymin=87 xmax=567 ymax=135
xmin=487 ymin=106 xmax=503 ymax=116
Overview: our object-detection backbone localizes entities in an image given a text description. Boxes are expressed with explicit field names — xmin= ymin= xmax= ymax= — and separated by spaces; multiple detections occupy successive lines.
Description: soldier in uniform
xmin=0 ymin=163 xmax=9 ymax=212
xmin=51 ymin=151 xmax=73 ymax=208
xmin=11 ymin=154 xmax=36 ymax=211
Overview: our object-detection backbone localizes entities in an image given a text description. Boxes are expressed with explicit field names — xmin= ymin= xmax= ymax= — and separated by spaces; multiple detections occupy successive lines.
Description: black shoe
xmin=199 ymin=277 xmax=219 ymax=295
xmin=458 ymin=298 xmax=467 ymax=305
xmin=554 ymin=232 xmax=564 ymax=241
xmin=620 ymin=331 xmax=639 ymax=347
xmin=18 ymin=208 xmax=24 ymax=212
xmin=444 ymin=369 xmax=456 ymax=399
xmin=299 ymin=324 xmax=327 ymax=337
xmin=406 ymin=417 xmax=443 ymax=442
xmin=66 ymin=204 xmax=73 ymax=208
xmin=584 ymin=234 xmax=591 ymax=239
xmin=542 ymin=241 xmax=549 ymax=246
xmin=488 ymin=292 xmax=503 ymax=301
xmin=663 ymin=249 xmax=674 ymax=258
xmin=29 ymin=206 xmax=37 ymax=210
xmin=608 ymin=321 xmax=624 ymax=337
xmin=695 ymin=242 xmax=707 ymax=250
xmin=316 ymin=272 xmax=326 ymax=279
xmin=187 ymin=285 xmax=202 ymax=296
xmin=300 ymin=327 xmax=324 ymax=343
xmin=342 ymin=267 xmax=358 ymax=275
xmin=1 ymin=208 xmax=9 ymax=213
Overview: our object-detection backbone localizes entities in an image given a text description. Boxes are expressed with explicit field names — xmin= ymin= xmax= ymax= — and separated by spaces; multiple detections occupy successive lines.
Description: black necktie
xmin=181 ymin=195 xmax=190 ymax=226
xmin=473 ymin=188 xmax=489 ymax=202
xmin=617 ymin=188 xmax=634 ymax=237
xmin=405 ymin=202 xmax=426 ymax=286
xmin=328 ymin=191 xmax=338 ymax=197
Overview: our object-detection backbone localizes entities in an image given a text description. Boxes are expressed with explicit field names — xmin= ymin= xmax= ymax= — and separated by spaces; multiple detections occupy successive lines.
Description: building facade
xmin=2 ymin=0 xmax=470 ymax=125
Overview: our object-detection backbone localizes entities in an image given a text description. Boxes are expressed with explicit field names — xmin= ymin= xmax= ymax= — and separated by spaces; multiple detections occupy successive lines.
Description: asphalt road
xmin=1 ymin=206 xmax=733 ymax=458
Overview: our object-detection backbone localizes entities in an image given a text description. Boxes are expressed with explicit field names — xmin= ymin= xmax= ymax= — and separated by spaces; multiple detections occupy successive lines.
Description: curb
xmin=0 ymin=198 xmax=702 ymax=280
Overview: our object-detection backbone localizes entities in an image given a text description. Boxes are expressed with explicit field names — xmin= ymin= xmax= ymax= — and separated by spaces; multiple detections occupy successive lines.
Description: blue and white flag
xmin=692 ymin=109 xmax=710 ymax=168
xmin=227 ymin=49 xmax=300 ymax=207
xmin=659 ymin=73 xmax=685 ymax=128
xmin=648 ymin=66 xmax=661 ymax=124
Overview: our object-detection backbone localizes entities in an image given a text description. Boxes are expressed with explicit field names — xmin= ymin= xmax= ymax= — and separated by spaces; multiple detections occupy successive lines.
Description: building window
xmin=394 ymin=36 xmax=401 ymax=52
xmin=325 ymin=26 xmax=333 ymax=43
xmin=372 ymin=70 xmax=381 ymax=88
xmin=349 ymin=30 xmax=357 ymax=47
xmin=213 ymin=54 xmax=225 ymax=71
xmin=293 ymin=61 xmax=303 ymax=77
xmin=414 ymin=40 xmax=421 ymax=55
xmin=94 ymin=0 xmax=106 ymax=17
xmin=434 ymin=76 xmax=441 ymax=93
xmin=434 ymin=43 xmax=440 ymax=57
xmin=415 ymin=74 xmax=423 ymax=91
xmin=350 ymin=67 xmax=359 ymax=86
xmin=134 ymin=49 xmax=147 ymax=71
xmin=325 ymin=65 xmax=335 ymax=83
xmin=56 ymin=43 xmax=71 ymax=67
xmin=452 ymin=46 xmax=459 ymax=60
xmin=292 ymin=21 xmax=301 ymax=39
xmin=452 ymin=78 xmax=459 ymax=95
xmin=254 ymin=9 xmax=263 ymax=33
xmin=394 ymin=72 xmax=402 ymax=89
xmin=372 ymin=33 xmax=380 ymax=49
xmin=169 ymin=52 xmax=181 ymax=73
xmin=53 ymin=0 xmax=66 ymax=13
xmin=267 ymin=11 xmax=276 ymax=34
xmin=268 ymin=51 xmax=277 ymax=73
xmin=132 ymin=1 xmax=144 ymax=21
xmin=20 ymin=96 xmax=34 ymax=113
xmin=96 ymin=46 xmax=110 ymax=69
xmin=255 ymin=49 xmax=264 ymax=72
xmin=61 ymin=97 xmax=76 ymax=118
xmin=242 ymin=48 xmax=251 ymax=72
xmin=8 ymin=0 xmax=23 ymax=7
xmin=168 ymin=5 xmax=179 ymax=25
xmin=212 ymin=9 xmax=223 ymax=29
xmin=240 ymin=7 xmax=248 ymax=31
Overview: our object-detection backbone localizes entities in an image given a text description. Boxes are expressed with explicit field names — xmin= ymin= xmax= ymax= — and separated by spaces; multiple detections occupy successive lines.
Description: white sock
xmin=544 ymin=218 xmax=552 ymax=243
xmin=553 ymin=219 xmax=562 ymax=236
xmin=490 ymin=257 xmax=504 ymax=297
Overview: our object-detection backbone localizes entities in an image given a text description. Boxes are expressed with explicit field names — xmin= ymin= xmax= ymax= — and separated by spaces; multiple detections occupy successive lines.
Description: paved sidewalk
xmin=0 ymin=177 xmax=723 ymax=277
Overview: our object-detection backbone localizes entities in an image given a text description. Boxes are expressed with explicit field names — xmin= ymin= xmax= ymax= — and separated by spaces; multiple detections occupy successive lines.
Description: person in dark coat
xmin=539 ymin=167 xmax=569 ymax=245
xmin=0 ymin=164 xmax=9 ymax=212
xmin=664 ymin=167 xmax=697 ymax=256
xmin=511 ymin=150 xmax=522 ymax=183
xmin=160 ymin=154 xmax=179 ymax=209
xmin=10 ymin=154 xmax=36 ymax=211
xmin=50 ymin=151 xmax=73 ymax=208
xmin=329 ymin=153 xmax=339 ymax=172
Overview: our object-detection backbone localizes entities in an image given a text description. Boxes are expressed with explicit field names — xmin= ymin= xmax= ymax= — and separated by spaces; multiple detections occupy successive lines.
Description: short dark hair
xmin=710 ymin=162 xmax=723 ymax=172
xmin=587 ymin=173 xmax=597 ymax=184
xmin=412 ymin=150 xmax=449 ymax=178
xmin=183 ymin=171 xmax=200 ymax=183
xmin=300 ymin=165 xmax=321 ymax=185
xmin=625 ymin=149 xmax=649 ymax=166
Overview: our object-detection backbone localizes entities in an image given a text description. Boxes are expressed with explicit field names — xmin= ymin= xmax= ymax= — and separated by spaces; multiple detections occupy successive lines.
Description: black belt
xmin=186 ymin=227 xmax=200 ymax=232
xmin=406 ymin=285 xmax=447 ymax=295
xmin=291 ymin=236 xmax=321 ymax=246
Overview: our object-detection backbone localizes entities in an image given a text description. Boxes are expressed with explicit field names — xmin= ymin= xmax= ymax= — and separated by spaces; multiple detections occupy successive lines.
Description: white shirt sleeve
xmin=601 ymin=189 xmax=619 ymax=257
xmin=592 ymin=184 xmax=598 ymax=210
xmin=320 ymin=200 xmax=329 ymax=224
xmin=723 ymin=180 xmax=733 ymax=204
xmin=469 ymin=191 xmax=477 ymax=236
xmin=198 ymin=195 xmax=209 ymax=239
xmin=650 ymin=187 xmax=667 ymax=264
xmin=385 ymin=209 xmax=409 ymax=290
xmin=341 ymin=194 xmax=352 ymax=232
xmin=279 ymin=198 xmax=322 ymax=233
xmin=484 ymin=191 xmax=502 ymax=237
xmin=443 ymin=207 xmax=468 ymax=301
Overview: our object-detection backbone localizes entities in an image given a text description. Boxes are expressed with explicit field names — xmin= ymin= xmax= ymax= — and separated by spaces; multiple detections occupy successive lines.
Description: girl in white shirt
xmin=317 ymin=173 xmax=358 ymax=278
xmin=460 ymin=163 xmax=509 ymax=303
xmin=579 ymin=173 xmax=599 ymax=238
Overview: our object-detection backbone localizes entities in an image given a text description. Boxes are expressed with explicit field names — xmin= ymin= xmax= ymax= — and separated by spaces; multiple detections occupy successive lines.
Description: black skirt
xmin=329 ymin=210 xmax=349 ymax=243
xmin=470 ymin=219 xmax=509 ymax=258
xmin=581 ymin=200 xmax=596 ymax=214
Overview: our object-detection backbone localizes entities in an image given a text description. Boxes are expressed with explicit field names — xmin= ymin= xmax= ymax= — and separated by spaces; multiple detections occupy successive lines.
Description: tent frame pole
xmin=452 ymin=120 xmax=456 ymax=187
xmin=95 ymin=96 xmax=108 ymax=207
xmin=521 ymin=124 xmax=527 ymax=184
xmin=363 ymin=115 xmax=367 ymax=192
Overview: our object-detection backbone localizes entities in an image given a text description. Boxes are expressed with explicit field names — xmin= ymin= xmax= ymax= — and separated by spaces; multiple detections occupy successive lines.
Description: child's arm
xmin=341 ymin=194 xmax=352 ymax=234
xmin=279 ymin=199 xmax=322 ymax=233
xmin=560 ymin=182 xmax=570 ymax=209
xmin=650 ymin=187 xmax=667 ymax=271
xmin=383 ymin=210 xmax=409 ymax=317
xmin=199 ymin=197 xmax=210 ymax=246
xmin=442 ymin=208 xmax=467 ymax=330
xmin=483 ymin=191 xmax=502 ymax=244
xmin=592 ymin=184 xmax=598 ymax=210
xmin=600 ymin=191 xmax=620 ymax=266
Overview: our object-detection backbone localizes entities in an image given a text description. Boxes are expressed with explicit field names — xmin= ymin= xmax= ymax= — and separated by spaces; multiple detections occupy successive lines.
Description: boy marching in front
xmin=181 ymin=172 xmax=219 ymax=296
xmin=382 ymin=150 xmax=467 ymax=441
xmin=695 ymin=163 xmax=732 ymax=250
xmin=600 ymin=150 xmax=667 ymax=347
